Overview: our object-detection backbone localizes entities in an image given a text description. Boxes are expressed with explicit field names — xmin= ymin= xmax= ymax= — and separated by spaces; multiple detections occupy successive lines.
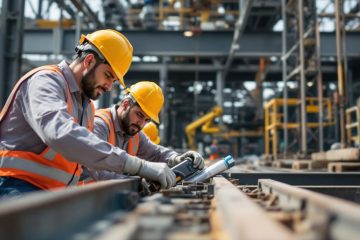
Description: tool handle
xmin=148 ymin=157 xmax=197 ymax=192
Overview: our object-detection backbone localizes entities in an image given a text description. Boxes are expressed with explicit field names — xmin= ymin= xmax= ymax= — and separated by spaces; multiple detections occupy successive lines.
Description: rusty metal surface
xmin=93 ymin=182 xmax=215 ymax=240
xmin=301 ymin=186 xmax=360 ymax=203
xmin=0 ymin=178 xmax=140 ymax=240
xmin=213 ymin=177 xmax=293 ymax=240
xmin=223 ymin=172 xmax=360 ymax=185
xmin=255 ymin=179 xmax=360 ymax=240
xmin=2 ymin=175 xmax=360 ymax=240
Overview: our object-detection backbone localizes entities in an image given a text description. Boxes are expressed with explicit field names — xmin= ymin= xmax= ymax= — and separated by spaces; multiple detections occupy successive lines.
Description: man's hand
xmin=123 ymin=156 xmax=176 ymax=189
xmin=174 ymin=151 xmax=205 ymax=170
xmin=138 ymin=161 xmax=176 ymax=189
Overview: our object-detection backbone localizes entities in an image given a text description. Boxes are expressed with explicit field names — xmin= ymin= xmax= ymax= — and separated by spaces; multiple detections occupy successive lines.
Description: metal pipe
xmin=187 ymin=155 xmax=235 ymax=182
xmin=335 ymin=0 xmax=346 ymax=148
xmin=159 ymin=57 xmax=169 ymax=145
xmin=298 ymin=0 xmax=308 ymax=155
xmin=75 ymin=13 xmax=82 ymax=47
xmin=281 ymin=0 xmax=288 ymax=157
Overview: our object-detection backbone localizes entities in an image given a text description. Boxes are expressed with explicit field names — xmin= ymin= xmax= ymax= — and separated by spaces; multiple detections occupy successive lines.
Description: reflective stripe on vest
xmin=95 ymin=109 xmax=139 ymax=156
xmin=1 ymin=156 xmax=79 ymax=185
xmin=0 ymin=65 xmax=95 ymax=190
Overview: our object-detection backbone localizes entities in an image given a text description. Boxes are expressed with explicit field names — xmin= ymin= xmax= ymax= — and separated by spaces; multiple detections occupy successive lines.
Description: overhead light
xmin=184 ymin=30 xmax=193 ymax=37
xmin=217 ymin=5 xmax=225 ymax=15
xmin=132 ymin=56 xmax=141 ymax=62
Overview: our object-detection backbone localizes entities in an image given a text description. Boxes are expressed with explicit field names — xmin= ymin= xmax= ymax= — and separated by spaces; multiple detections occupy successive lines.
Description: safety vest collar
xmin=95 ymin=108 xmax=139 ymax=156
xmin=57 ymin=60 xmax=80 ymax=94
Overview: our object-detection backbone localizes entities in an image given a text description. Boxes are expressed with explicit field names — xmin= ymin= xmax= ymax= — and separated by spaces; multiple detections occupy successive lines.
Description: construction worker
xmin=209 ymin=139 xmax=219 ymax=160
xmin=0 ymin=29 xmax=174 ymax=198
xmin=142 ymin=122 xmax=160 ymax=144
xmin=84 ymin=81 xmax=205 ymax=186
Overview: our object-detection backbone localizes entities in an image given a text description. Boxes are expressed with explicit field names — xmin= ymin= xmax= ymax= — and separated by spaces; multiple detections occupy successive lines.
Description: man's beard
xmin=121 ymin=107 xmax=141 ymax=136
xmin=81 ymin=63 xmax=102 ymax=100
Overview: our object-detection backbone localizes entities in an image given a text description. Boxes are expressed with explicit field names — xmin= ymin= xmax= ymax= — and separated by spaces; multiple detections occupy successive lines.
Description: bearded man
xmin=87 ymin=81 xmax=205 ymax=189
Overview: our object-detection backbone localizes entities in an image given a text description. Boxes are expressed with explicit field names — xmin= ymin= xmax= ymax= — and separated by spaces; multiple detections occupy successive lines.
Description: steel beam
xmin=213 ymin=176 xmax=293 ymax=240
xmin=301 ymin=186 xmax=360 ymax=203
xmin=258 ymin=179 xmax=360 ymax=239
xmin=0 ymin=178 xmax=140 ymax=240
xmin=223 ymin=172 xmax=360 ymax=185
xmin=22 ymin=29 xmax=360 ymax=57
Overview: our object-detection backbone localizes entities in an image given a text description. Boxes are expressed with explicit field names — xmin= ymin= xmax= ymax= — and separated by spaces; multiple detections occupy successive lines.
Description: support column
xmin=159 ymin=57 xmax=169 ymax=145
xmin=0 ymin=0 xmax=25 ymax=106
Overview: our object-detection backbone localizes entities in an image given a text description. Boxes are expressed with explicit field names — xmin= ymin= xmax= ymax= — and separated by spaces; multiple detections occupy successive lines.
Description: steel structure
xmin=264 ymin=97 xmax=334 ymax=160
xmin=281 ymin=0 xmax=320 ymax=158
xmin=0 ymin=0 xmax=25 ymax=107
xmin=1 ymin=174 xmax=360 ymax=239
xmin=346 ymin=99 xmax=360 ymax=147
xmin=20 ymin=29 xmax=360 ymax=57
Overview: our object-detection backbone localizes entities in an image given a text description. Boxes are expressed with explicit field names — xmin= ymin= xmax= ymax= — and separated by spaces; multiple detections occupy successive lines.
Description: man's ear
xmin=120 ymin=99 xmax=130 ymax=110
xmin=83 ymin=54 xmax=96 ymax=69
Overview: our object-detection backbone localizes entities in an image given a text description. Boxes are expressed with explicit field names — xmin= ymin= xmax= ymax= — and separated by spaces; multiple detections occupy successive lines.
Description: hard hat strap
xmin=75 ymin=42 xmax=107 ymax=64
xmin=124 ymin=94 xmax=137 ymax=105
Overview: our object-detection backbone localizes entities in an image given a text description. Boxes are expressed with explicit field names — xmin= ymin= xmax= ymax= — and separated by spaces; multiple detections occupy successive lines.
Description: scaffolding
xmin=281 ymin=0 xmax=322 ymax=158
xmin=265 ymin=98 xmax=334 ymax=161
xmin=346 ymin=98 xmax=360 ymax=147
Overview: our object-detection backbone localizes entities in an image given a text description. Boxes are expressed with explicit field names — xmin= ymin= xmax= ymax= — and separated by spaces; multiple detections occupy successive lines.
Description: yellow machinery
xmin=346 ymin=98 xmax=360 ymax=147
xmin=185 ymin=106 xmax=223 ymax=150
xmin=185 ymin=106 xmax=263 ymax=150
xmin=264 ymin=97 xmax=334 ymax=160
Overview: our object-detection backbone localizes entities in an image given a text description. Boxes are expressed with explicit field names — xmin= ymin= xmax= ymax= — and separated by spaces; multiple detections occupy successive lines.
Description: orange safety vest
xmin=78 ymin=109 xmax=140 ymax=185
xmin=209 ymin=143 xmax=219 ymax=161
xmin=95 ymin=108 xmax=139 ymax=155
xmin=0 ymin=65 xmax=95 ymax=190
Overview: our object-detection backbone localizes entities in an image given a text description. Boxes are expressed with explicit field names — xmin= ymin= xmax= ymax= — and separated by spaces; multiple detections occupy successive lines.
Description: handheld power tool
xmin=147 ymin=157 xmax=198 ymax=192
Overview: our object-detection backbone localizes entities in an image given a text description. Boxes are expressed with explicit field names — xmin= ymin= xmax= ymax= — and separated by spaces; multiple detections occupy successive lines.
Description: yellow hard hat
xmin=142 ymin=122 xmax=160 ymax=144
xmin=126 ymin=81 xmax=164 ymax=124
xmin=78 ymin=29 xmax=133 ymax=88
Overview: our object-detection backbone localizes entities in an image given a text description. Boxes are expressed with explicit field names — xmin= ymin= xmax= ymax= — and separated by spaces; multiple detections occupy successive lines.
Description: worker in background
xmin=0 ymin=29 xmax=174 ymax=198
xmin=142 ymin=122 xmax=160 ymax=145
xmin=209 ymin=139 xmax=219 ymax=160
xmin=83 ymin=81 xmax=205 ymax=186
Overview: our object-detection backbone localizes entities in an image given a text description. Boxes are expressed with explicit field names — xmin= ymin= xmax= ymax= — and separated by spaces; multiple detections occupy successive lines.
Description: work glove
xmin=123 ymin=156 xmax=176 ymax=189
xmin=173 ymin=151 xmax=205 ymax=170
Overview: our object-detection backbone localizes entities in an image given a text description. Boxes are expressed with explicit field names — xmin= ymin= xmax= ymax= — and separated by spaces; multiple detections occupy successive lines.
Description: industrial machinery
xmin=185 ymin=106 xmax=223 ymax=150
xmin=185 ymin=106 xmax=262 ymax=151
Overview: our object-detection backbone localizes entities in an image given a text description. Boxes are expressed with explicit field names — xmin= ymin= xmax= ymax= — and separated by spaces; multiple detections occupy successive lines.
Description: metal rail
xmin=213 ymin=177 xmax=293 ymax=240
xmin=258 ymin=179 xmax=360 ymax=239
xmin=223 ymin=172 xmax=360 ymax=185
xmin=0 ymin=178 xmax=140 ymax=240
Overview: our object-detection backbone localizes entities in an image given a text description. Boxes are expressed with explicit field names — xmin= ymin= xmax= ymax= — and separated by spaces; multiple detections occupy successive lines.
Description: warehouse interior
xmin=1 ymin=0 xmax=360 ymax=239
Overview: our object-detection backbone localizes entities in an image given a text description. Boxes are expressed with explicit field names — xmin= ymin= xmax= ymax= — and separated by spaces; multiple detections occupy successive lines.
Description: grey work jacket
xmin=90 ymin=105 xmax=178 ymax=180
xmin=0 ymin=61 xmax=131 ymax=173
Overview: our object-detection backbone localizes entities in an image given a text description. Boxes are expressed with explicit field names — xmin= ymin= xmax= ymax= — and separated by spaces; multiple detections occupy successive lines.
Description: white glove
xmin=174 ymin=151 xmax=205 ymax=170
xmin=123 ymin=156 xmax=176 ymax=189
